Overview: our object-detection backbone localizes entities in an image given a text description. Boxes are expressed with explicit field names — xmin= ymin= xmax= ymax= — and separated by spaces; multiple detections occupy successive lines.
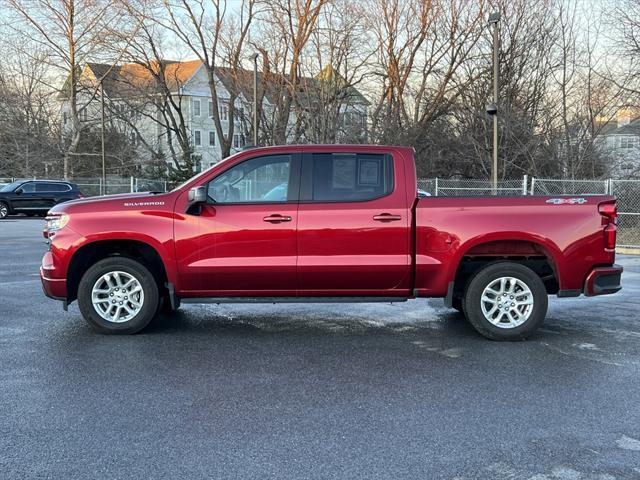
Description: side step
xmin=181 ymin=297 xmax=409 ymax=304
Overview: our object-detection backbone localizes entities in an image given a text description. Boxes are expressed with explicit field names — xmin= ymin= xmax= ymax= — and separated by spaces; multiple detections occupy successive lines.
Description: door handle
xmin=263 ymin=214 xmax=292 ymax=223
xmin=373 ymin=213 xmax=402 ymax=222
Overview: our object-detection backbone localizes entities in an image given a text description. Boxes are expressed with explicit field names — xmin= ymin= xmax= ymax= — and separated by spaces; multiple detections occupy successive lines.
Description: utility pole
xmin=252 ymin=53 xmax=259 ymax=146
xmin=487 ymin=12 xmax=500 ymax=195
xmin=100 ymin=78 xmax=107 ymax=195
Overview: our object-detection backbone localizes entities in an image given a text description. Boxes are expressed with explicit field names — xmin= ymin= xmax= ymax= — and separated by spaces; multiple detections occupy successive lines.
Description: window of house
xmin=209 ymin=131 xmax=216 ymax=146
xmin=194 ymin=130 xmax=202 ymax=146
xmin=209 ymin=101 xmax=214 ymax=118
xmin=220 ymin=103 xmax=229 ymax=121
xmin=309 ymin=153 xmax=393 ymax=202
xmin=193 ymin=99 xmax=201 ymax=117
xmin=233 ymin=133 xmax=244 ymax=149
xmin=620 ymin=137 xmax=637 ymax=149
xmin=207 ymin=155 xmax=291 ymax=203
xmin=79 ymin=108 xmax=87 ymax=122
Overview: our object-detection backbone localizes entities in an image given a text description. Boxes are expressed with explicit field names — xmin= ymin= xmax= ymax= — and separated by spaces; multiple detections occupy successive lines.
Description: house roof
xmin=71 ymin=60 xmax=369 ymax=107
xmin=82 ymin=60 xmax=202 ymax=96
xmin=610 ymin=119 xmax=640 ymax=136
xmin=598 ymin=118 xmax=640 ymax=137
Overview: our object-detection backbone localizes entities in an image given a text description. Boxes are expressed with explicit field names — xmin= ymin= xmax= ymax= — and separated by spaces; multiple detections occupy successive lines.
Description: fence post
xmin=522 ymin=175 xmax=528 ymax=195
xmin=131 ymin=177 xmax=135 ymax=193
xmin=607 ymin=179 xmax=612 ymax=195
xmin=164 ymin=181 xmax=167 ymax=192
xmin=435 ymin=177 xmax=439 ymax=196
xmin=529 ymin=177 xmax=536 ymax=195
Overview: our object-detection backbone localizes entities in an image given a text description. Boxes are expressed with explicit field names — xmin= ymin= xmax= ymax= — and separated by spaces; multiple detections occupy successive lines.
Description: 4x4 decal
xmin=546 ymin=198 xmax=588 ymax=205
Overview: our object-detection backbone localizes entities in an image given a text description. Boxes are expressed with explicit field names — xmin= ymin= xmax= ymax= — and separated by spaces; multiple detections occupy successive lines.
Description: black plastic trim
xmin=181 ymin=297 xmax=409 ymax=304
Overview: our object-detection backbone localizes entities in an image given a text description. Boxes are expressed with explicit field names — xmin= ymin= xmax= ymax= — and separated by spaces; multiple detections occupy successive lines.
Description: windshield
xmin=0 ymin=181 xmax=23 ymax=193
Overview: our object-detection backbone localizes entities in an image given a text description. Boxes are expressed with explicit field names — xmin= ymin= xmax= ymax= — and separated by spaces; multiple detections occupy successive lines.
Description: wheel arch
xmin=449 ymin=236 xmax=563 ymax=298
xmin=66 ymin=239 xmax=171 ymax=304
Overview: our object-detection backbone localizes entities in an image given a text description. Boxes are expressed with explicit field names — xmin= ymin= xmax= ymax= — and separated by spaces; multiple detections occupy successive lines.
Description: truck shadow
xmin=145 ymin=306 xmax=482 ymax=340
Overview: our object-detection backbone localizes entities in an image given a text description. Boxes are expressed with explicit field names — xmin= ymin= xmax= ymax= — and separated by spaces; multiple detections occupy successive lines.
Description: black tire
xmin=0 ymin=202 xmax=8 ymax=219
xmin=462 ymin=262 xmax=547 ymax=341
xmin=77 ymin=257 xmax=160 ymax=334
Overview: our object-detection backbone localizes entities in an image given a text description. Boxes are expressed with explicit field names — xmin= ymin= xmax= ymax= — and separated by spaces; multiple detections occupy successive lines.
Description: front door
xmin=11 ymin=182 xmax=42 ymax=211
xmin=195 ymin=152 xmax=301 ymax=296
xmin=297 ymin=151 xmax=411 ymax=296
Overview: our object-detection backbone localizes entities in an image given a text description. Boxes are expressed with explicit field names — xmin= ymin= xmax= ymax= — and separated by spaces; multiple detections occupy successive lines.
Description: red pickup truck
xmin=40 ymin=145 xmax=622 ymax=340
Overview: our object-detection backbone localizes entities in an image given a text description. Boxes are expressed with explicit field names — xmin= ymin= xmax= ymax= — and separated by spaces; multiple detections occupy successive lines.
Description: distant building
xmin=60 ymin=60 xmax=369 ymax=172
xmin=595 ymin=113 xmax=640 ymax=177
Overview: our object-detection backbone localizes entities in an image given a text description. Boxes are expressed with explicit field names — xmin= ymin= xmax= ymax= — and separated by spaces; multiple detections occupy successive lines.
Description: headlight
xmin=45 ymin=214 xmax=70 ymax=234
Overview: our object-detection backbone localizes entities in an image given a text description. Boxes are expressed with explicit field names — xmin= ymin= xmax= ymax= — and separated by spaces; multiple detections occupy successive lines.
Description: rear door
xmin=296 ymin=150 xmax=411 ymax=295
xmin=36 ymin=182 xmax=71 ymax=210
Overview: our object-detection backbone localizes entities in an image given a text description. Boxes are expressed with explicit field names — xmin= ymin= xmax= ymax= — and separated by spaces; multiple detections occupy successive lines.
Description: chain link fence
xmin=609 ymin=180 xmax=640 ymax=248
xmin=0 ymin=177 xmax=169 ymax=196
xmin=529 ymin=178 xmax=610 ymax=196
xmin=417 ymin=178 xmax=527 ymax=196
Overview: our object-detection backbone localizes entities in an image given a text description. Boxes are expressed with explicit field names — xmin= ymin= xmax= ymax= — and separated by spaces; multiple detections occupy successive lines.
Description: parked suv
xmin=0 ymin=180 xmax=83 ymax=219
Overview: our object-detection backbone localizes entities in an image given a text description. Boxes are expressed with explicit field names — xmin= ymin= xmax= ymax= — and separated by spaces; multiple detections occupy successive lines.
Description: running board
xmin=181 ymin=297 xmax=409 ymax=304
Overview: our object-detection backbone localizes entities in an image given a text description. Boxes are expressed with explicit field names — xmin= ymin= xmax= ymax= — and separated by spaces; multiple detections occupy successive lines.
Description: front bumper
xmin=584 ymin=264 xmax=623 ymax=296
xmin=40 ymin=251 xmax=67 ymax=300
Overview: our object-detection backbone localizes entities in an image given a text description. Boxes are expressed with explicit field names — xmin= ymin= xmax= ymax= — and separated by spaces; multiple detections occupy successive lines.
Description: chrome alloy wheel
xmin=0 ymin=203 xmax=7 ymax=219
xmin=91 ymin=271 xmax=144 ymax=323
xmin=480 ymin=276 xmax=534 ymax=329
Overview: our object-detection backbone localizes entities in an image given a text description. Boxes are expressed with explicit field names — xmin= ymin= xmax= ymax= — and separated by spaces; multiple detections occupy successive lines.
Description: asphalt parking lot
xmin=1 ymin=217 xmax=640 ymax=479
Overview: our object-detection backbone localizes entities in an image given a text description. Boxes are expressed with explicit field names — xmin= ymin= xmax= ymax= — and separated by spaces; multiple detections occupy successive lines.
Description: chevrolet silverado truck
xmin=40 ymin=145 xmax=622 ymax=340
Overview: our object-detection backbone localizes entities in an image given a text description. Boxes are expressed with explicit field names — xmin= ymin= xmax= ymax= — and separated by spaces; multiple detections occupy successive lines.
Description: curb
xmin=617 ymin=247 xmax=640 ymax=255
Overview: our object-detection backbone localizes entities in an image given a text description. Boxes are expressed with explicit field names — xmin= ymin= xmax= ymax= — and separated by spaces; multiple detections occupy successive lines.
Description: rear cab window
xmin=302 ymin=152 xmax=394 ymax=202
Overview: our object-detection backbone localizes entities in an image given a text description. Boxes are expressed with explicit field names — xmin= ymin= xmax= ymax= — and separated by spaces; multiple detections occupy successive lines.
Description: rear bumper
xmin=584 ymin=264 xmax=623 ymax=296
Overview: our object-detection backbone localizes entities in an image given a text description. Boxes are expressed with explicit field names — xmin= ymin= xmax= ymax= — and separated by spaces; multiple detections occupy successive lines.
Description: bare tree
xmin=0 ymin=41 xmax=61 ymax=178
xmin=255 ymin=0 xmax=330 ymax=144
xmin=154 ymin=0 xmax=257 ymax=159
xmin=2 ymin=0 xmax=129 ymax=178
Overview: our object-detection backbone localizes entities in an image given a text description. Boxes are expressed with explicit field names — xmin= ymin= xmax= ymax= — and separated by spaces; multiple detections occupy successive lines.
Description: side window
xmin=207 ymin=155 xmax=292 ymax=204
xmin=36 ymin=183 xmax=69 ymax=192
xmin=310 ymin=153 xmax=393 ymax=201
xmin=19 ymin=182 xmax=36 ymax=193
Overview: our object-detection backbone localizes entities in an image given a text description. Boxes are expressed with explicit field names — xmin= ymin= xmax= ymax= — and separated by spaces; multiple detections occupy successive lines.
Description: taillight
xmin=599 ymin=203 xmax=617 ymax=222
xmin=599 ymin=202 xmax=617 ymax=250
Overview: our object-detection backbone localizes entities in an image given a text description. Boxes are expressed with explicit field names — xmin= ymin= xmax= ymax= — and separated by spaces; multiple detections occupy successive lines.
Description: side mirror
xmin=187 ymin=186 xmax=207 ymax=204
xmin=15 ymin=188 xmax=23 ymax=195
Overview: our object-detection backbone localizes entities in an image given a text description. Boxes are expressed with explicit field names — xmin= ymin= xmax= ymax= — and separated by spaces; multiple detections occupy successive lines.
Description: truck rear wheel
xmin=462 ymin=262 xmax=547 ymax=341
xmin=77 ymin=257 xmax=160 ymax=334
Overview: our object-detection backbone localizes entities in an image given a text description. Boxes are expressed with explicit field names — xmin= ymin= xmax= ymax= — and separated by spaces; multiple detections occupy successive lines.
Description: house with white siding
xmin=60 ymin=60 xmax=369 ymax=173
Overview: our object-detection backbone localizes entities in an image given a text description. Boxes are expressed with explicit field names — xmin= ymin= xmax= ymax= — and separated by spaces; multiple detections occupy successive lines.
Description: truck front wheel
xmin=77 ymin=257 xmax=160 ymax=334
xmin=463 ymin=262 xmax=547 ymax=341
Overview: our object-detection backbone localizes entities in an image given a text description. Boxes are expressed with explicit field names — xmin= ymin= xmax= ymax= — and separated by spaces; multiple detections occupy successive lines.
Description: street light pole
xmin=100 ymin=78 xmax=107 ymax=196
xmin=487 ymin=12 xmax=500 ymax=195
xmin=252 ymin=53 xmax=259 ymax=146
